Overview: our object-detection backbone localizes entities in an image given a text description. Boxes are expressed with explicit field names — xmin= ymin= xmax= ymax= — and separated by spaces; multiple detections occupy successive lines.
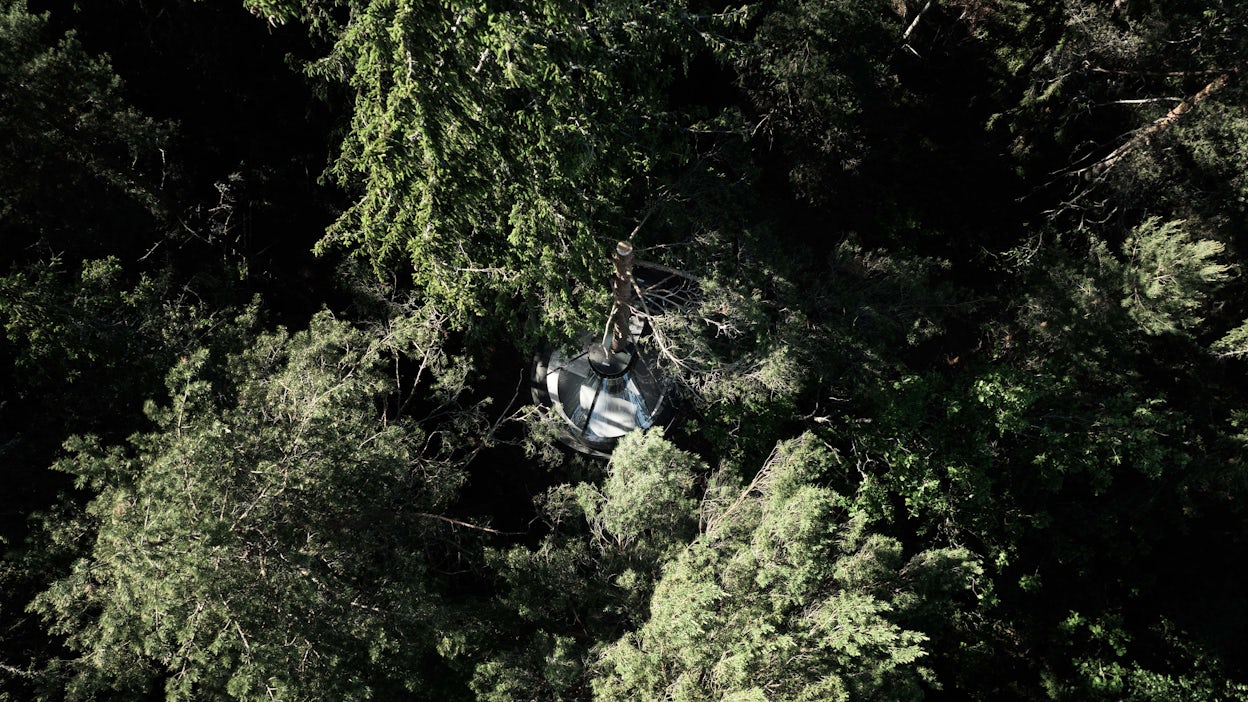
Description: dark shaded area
xmin=27 ymin=0 xmax=344 ymax=322
xmin=2 ymin=0 xmax=344 ymax=537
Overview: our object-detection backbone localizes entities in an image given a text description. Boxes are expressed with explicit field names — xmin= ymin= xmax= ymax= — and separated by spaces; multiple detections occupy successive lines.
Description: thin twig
xmin=413 ymin=512 xmax=522 ymax=536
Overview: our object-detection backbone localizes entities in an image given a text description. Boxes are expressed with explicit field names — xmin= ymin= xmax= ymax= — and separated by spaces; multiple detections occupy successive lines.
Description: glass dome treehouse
xmin=531 ymin=241 xmax=676 ymax=456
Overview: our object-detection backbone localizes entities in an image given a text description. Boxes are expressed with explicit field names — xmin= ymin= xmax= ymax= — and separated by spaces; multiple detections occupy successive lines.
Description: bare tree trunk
xmin=610 ymin=241 xmax=635 ymax=352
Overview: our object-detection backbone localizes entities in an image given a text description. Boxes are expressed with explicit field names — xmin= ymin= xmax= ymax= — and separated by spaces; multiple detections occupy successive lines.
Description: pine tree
xmin=29 ymin=306 xmax=483 ymax=700
xmin=593 ymin=435 xmax=980 ymax=701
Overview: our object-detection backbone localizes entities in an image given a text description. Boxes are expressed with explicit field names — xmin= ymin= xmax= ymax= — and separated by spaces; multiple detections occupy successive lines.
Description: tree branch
xmin=0 ymin=660 xmax=37 ymax=678
xmin=902 ymin=0 xmax=934 ymax=42
xmin=413 ymin=512 xmax=521 ymax=535
xmin=1079 ymin=71 xmax=1235 ymax=179
xmin=635 ymin=259 xmax=702 ymax=283
xmin=702 ymin=442 xmax=784 ymax=536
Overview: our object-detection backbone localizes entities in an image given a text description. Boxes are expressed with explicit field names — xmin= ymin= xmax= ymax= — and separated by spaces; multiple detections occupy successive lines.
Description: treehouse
xmin=531 ymin=241 xmax=676 ymax=456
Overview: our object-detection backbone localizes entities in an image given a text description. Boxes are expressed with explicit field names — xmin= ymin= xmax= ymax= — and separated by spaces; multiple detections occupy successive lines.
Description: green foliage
xmin=7 ymin=0 xmax=1248 ymax=699
xmin=645 ymin=274 xmax=810 ymax=461
xmin=28 ymin=307 xmax=481 ymax=700
xmin=0 ymin=0 xmax=168 ymax=259
xmin=0 ymin=256 xmax=257 ymax=496
xmin=1118 ymin=218 xmax=1230 ymax=336
xmin=2 ymin=258 xmax=221 ymax=388
xmin=474 ymin=430 xmax=704 ymax=700
xmin=1212 ymin=318 xmax=1248 ymax=358
xmin=241 ymin=0 xmax=344 ymax=34
xmin=470 ymin=632 xmax=586 ymax=702
xmin=593 ymin=435 xmax=980 ymax=701
xmin=985 ymin=0 xmax=1248 ymax=232
xmin=1050 ymin=613 xmax=1248 ymax=702
xmin=587 ymin=429 xmax=700 ymax=557
xmin=244 ymin=0 xmax=746 ymax=343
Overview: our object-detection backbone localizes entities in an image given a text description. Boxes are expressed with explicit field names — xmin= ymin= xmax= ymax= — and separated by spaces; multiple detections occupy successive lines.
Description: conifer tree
xmin=593 ymin=436 xmax=981 ymax=702
xmin=243 ymin=0 xmax=748 ymax=341
xmin=29 ymin=306 xmax=483 ymax=700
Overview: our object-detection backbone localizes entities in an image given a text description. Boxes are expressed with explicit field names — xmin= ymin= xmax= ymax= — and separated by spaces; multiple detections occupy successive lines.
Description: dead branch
xmin=413 ymin=512 xmax=521 ymax=536
xmin=701 ymin=442 xmax=784 ymax=536
xmin=903 ymin=0 xmax=935 ymax=41
xmin=635 ymin=259 xmax=702 ymax=283
xmin=1079 ymin=71 xmax=1235 ymax=179
xmin=1089 ymin=66 xmax=1227 ymax=77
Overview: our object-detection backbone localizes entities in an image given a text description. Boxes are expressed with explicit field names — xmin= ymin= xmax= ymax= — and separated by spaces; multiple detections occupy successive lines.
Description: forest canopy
xmin=4 ymin=0 xmax=1248 ymax=700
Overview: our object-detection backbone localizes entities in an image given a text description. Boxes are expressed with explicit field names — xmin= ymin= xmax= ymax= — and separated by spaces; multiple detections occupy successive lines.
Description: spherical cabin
xmin=531 ymin=241 xmax=676 ymax=456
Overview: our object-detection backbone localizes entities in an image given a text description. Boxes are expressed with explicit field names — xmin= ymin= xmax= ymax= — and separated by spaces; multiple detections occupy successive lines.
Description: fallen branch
xmin=1079 ymin=71 xmax=1235 ymax=179
xmin=902 ymin=0 xmax=935 ymax=42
